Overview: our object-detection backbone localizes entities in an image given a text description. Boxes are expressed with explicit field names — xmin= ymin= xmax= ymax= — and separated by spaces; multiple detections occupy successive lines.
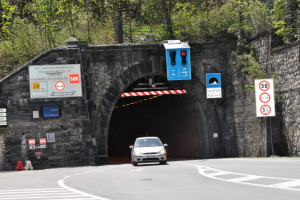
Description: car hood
xmin=134 ymin=146 xmax=164 ymax=154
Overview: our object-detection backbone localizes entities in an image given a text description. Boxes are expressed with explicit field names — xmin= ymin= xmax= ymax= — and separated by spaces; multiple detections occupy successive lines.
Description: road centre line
xmin=196 ymin=165 xmax=300 ymax=191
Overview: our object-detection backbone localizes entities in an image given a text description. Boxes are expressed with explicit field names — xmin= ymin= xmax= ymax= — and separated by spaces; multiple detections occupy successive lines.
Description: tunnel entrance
xmin=107 ymin=76 xmax=208 ymax=163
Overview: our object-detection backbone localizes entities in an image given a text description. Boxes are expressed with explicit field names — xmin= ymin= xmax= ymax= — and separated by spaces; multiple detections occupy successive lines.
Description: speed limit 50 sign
xmin=255 ymin=79 xmax=275 ymax=117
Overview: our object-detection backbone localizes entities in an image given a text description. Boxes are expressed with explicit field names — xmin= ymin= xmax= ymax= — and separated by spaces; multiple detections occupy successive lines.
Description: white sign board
xmin=29 ymin=64 xmax=82 ymax=99
xmin=47 ymin=133 xmax=55 ymax=142
xmin=0 ymin=108 xmax=7 ymax=126
xmin=255 ymin=79 xmax=275 ymax=117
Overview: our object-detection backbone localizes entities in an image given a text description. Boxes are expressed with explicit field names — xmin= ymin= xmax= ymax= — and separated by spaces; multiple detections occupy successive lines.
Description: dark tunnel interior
xmin=107 ymin=87 xmax=208 ymax=161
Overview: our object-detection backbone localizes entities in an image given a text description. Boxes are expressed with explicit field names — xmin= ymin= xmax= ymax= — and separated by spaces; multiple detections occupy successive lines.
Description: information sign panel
xmin=206 ymin=73 xmax=222 ymax=99
xmin=43 ymin=105 xmax=60 ymax=118
xmin=29 ymin=64 xmax=82 ymax=99
xmin=255 ymin=79 xmax=275 ymax=117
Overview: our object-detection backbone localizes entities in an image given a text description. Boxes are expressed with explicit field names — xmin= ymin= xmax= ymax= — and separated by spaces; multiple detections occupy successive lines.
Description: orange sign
xmin=29 ymin=139 xmax=35 ymax=145
xmin=40 ymin=138 xmax=47 ymax=145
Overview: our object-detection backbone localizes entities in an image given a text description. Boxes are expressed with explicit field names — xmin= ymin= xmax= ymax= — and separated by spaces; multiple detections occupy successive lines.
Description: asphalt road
xmin=1 ymin=158 xmax=300 ymax=200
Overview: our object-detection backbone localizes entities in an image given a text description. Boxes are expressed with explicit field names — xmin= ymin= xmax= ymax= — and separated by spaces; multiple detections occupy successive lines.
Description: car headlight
xmin=160 ymin=149 xmax=166 ymax=155
xmin=134 ymin=149 xmax=142 ymax=156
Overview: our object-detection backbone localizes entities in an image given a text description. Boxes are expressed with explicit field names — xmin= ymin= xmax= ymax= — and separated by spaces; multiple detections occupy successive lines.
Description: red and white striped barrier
xmin=121 ymin=90 xmax=187 ymax=97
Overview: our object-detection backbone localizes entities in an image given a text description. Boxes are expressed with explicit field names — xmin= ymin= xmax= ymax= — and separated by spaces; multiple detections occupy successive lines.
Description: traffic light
xmin=163 ymin=40 xmax=191 ymax=81
xmin=181 ymin=50 xmax=187 ymax=65
xmin=170 ymin=51 xmax=176 ymax=65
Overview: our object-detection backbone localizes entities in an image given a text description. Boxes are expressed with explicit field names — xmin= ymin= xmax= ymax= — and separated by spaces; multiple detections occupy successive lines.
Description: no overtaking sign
xmin=255 ymin=79 xmax=275 ymax=117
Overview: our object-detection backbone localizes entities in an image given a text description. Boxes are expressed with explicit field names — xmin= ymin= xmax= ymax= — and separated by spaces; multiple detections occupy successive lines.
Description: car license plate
xmin=146 ymin=155 xmax=155 ymax=158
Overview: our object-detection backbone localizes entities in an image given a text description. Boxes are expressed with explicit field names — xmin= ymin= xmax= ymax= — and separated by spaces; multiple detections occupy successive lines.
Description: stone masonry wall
xmin=250 ymin=34 xmax=300 ymax=156
xmin=0 ymin=48 xmax=95 ymax=170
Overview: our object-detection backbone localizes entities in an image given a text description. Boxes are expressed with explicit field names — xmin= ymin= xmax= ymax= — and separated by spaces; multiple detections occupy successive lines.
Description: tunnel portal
xmin=107 ymin=76 xmax=208 ymax=162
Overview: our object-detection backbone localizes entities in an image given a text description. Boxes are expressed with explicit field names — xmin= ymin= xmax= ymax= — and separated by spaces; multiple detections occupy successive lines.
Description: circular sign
xmin=55 ymin=81 xmax=65 ymax=91
xmin=259 ymin=92 xmax=271 ymax=103
xmin=259 ymin=80 xmax=270 ymax=91
xmin=260 ymin=105 xmax=271 ymax=115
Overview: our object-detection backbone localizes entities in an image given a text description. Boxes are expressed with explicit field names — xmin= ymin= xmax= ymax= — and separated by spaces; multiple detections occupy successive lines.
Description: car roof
xmin=136 ymin=137 xmax=160 ymax=140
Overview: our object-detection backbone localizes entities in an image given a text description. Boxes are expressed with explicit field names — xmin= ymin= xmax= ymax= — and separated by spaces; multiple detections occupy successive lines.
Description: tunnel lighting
xmin=114 ymin=94 xmax=164 ymax=110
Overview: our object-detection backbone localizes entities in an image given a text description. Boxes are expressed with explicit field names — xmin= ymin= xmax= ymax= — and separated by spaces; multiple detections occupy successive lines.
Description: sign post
xmin=255 ymin=79 xmax=275 ymax=156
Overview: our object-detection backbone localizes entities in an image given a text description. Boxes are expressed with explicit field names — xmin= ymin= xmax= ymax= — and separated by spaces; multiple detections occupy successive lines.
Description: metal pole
xmin=270 ymin=118 xmax=274 ymax=155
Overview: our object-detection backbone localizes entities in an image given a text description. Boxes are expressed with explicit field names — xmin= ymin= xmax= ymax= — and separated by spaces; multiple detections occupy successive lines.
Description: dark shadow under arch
xmin=95 ymin=61 xmax=221 ymax=163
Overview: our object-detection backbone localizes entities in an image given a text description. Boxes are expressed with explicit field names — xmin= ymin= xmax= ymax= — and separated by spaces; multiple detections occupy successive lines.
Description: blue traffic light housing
xmin=164 ymin=40 xmax=191 ymax=81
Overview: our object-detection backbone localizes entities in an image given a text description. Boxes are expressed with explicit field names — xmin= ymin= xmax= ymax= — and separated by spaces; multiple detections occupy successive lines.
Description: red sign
xmin=69 ymin=74 xmax=80 ymax=84
xmin=35 ymin=152 xmax=42 ymax=156
xmin=259 ymin=80 xmax=270 ymax=91
xmin=259 ymin=93 xmax=271 ymax=103
xmin=28 ymin=139 xmax=35 ymax=145
xmin=55 ymin=81 xmax=65 ymax=91
xmin=40 ymin=138 xmax=47 ymax=145
xmin=260 ymin=105 xmax=271 ymax=115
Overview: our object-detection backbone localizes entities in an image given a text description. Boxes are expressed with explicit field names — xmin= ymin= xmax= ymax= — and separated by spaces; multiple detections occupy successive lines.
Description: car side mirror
xmin=164 ymin=144 xmax=168 ymax=147
xmin=129 ymin=145 xmax=134 ymax=149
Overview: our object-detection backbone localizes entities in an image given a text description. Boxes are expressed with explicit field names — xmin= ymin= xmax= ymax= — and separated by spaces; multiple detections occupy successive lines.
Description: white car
xmin=129 ymin=137 xmax=168 ymax=166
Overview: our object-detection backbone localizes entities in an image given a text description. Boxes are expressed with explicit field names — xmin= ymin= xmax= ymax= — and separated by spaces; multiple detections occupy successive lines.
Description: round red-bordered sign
xmin=260 ymin=104 xmax=271 ymax=115
xmin=259 ymin=80 xmax=270 ymax=91
xmin=259 ymin=92 xmax=271 ymax=103
xmin=55 ymin=81 xmax=65 ymax=91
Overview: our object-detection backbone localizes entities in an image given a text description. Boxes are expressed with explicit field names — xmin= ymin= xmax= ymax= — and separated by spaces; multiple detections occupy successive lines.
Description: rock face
xmin=0 ymin=34 xmax=299 ymax=170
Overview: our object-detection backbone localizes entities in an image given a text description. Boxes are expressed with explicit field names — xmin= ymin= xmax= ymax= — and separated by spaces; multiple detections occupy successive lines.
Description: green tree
xmin=0 ymin=0 xmax=17 ymax=39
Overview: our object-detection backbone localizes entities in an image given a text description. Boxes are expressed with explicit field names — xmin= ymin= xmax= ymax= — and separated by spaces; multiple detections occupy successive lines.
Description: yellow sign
xmin=32 ymin=82 xmax=40 ymax=90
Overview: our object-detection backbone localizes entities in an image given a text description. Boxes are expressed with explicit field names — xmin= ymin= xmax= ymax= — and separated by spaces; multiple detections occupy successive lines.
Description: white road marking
xmin=58 ymin=180 xmax=107 ymax=199
xmin=196 ymin=165 xmax=300 ymax=191
xmin=0 ymin=188 xmax=87 ymax=199
xmin=0 ymin=165 xmax=125 ymax=200
xmin=229 ymin=175 xmax=262 ymax=182
xmin=207 ymin=171 xmax=230 ymax=176
xmin=270 ymin=180 xmax=300 ymax=188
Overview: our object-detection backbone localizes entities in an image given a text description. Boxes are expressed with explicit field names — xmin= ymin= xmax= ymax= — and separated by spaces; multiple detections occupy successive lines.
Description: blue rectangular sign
xmin=166 ymin=48 xmax=191 ymax=81
xmin=206 ymin=73 xmax=221 ymax=88
xmin=43 ymin=105 xmax=60 ymax=118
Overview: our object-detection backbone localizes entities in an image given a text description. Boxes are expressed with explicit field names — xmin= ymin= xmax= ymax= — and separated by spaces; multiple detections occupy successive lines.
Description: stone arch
xmin=94 ymin=60 xmax=221 ymax=163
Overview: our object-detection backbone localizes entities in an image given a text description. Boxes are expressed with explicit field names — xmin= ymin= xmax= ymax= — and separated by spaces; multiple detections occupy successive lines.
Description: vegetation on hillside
xmin=0 ymin=0 xmax=299 ymax=79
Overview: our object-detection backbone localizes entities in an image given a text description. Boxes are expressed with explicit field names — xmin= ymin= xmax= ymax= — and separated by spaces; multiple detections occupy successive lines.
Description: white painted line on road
xmin=196 ymin=165 xmax=300 ymax=191
xmin=57 ymin=165 xmax=127 ymax=200
xmin=58 ymin=180 xmax=107 ymax=200
xmin=229 ymin=175 xmax=262 ymax=182
xmin=270 ymin=180 xmax=300 ymax=188
xmin=207 ymin=171 xmax=230 ymax=176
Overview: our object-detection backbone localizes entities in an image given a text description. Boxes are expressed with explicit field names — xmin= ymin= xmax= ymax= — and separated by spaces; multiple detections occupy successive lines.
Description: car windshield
xmin=134 ymin=138 xmax=162 ymax=147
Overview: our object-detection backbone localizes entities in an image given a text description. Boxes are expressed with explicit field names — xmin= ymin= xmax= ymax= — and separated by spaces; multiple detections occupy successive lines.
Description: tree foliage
xmin=0 ymin=0 xmax=299 ymax=79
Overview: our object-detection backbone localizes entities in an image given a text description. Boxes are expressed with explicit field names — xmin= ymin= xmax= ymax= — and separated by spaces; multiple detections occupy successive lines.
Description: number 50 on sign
xmin=255 ymin=79 xmax=275 ymax=117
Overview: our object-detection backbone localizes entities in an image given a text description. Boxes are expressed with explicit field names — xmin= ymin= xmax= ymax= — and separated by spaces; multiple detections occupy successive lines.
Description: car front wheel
xmin=132 ymin=161 xmax=137 ymax=166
